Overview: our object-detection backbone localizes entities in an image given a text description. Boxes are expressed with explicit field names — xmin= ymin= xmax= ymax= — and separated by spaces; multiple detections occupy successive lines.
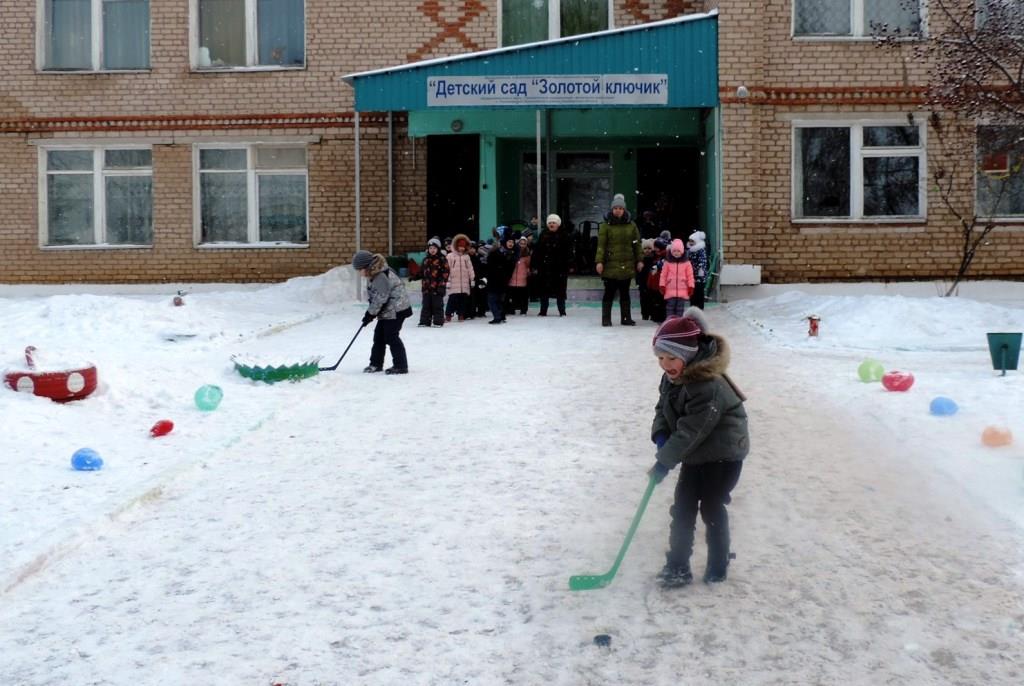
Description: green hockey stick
xmin=569 ymin=474 xmax=658 ymax=591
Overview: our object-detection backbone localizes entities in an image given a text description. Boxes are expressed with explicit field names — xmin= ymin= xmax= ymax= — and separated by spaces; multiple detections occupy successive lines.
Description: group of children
xmin=416 ymin=229 xmax=538 ymax=327
xmin=638 ymin=230 xmax=709 ymax=324
xmin=352 ymin=229 xmax=748 ymax=591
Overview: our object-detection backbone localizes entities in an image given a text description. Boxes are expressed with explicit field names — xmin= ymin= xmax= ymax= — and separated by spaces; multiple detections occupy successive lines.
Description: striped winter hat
xmin=653 ymin=310 xmax=707 ymax=363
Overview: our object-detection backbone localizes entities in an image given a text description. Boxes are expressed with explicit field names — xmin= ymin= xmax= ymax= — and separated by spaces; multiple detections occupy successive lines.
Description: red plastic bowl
xmin=881 ymin=371 xmax=915 ymax=392
xmin=4 ymin=365 xmax=98 ymax=402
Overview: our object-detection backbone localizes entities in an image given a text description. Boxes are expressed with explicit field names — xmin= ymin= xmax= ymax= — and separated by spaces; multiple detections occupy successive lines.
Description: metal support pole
xmin=387 ymin=111 xmax=394 ymax=257
xmin=536 ymin=110 xmax=542 ymax=226
xmin=354 ymin=114 xmax=361 ymax=251
xmin=354 ymin=113 xmax=363 ymax=301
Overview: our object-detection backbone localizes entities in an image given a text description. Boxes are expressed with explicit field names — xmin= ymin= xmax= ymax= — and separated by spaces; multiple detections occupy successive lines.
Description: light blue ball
xmin=194 ymin=384 xmax=223 ymax=411
xmin=929 ymin=397 xmax=959 ymax=416
xmin=71 ymin=448 xmax=104 ymax=471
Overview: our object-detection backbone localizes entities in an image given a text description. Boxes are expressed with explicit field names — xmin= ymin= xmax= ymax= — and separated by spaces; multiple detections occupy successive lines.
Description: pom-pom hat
xmin=611 ymin=193 xmax=627 ymax=210
xmin=653 ymin=308 xmax=710 ymax=363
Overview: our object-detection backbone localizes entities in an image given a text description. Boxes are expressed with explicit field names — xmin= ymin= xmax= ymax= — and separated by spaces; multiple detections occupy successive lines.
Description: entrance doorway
xmin=636 ymin=148 xmax=701 ymax=241
xmin=427 ymin=135 xmax=479 ymax=240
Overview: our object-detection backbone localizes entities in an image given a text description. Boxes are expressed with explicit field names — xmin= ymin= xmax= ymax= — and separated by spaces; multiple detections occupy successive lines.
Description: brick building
xmin=1 ymin=1 xmax=1021 ymax=285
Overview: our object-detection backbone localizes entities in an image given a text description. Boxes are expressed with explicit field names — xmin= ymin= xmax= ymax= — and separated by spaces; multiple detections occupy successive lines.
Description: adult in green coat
xmin=595 ymin=193 xmax=643 ymax=326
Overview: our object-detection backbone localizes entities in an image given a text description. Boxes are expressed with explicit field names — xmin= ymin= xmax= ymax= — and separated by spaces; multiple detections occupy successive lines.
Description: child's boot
xmin=657 ymin=555 xmax=693 ymax=589
xmin=704 ymin=524 xmax=732 ymax=583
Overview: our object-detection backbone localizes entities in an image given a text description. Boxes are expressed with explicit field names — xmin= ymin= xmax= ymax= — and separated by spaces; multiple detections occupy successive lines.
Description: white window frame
xmin=791 ymin=118 xmax=928 ymax=223
xmin=37 ymin=144 xmax=153 ymax=248
xmin=975 ymin=123 xmax=1024 ymax=220
xmin=189 ymin=0 xmax=306 ymax=71
xmin=36 ymin=0 xmax=151 ymax=72
xmin=497 ymin=0 xmax=615 ymax=47
xmin=791 ymin=0 xmax=926 ymax=40
xmin=192 ymin=143 xmax=310 ymax=248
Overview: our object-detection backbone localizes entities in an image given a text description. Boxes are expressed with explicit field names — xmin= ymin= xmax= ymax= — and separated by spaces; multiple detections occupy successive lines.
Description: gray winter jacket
xmin=366 ymin=254 xmax=411 ymax=320
xmin=651 ymin=334 xmax=750 ymax=468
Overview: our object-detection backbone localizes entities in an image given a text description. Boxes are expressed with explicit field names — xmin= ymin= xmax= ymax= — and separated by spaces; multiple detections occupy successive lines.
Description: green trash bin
xmin=986 ymin=332 xmax=1022 ymax=376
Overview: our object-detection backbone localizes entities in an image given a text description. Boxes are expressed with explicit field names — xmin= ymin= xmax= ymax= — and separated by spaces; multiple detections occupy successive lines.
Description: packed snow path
xmin=1 ymin=303 xmax=1022 ymax=685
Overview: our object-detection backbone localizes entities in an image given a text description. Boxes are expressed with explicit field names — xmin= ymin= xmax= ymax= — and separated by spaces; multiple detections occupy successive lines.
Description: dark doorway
xmin=427 ymin=135 xmax=479 ymax=240
xmin=635 ymin=148 xmax=701 ymax=242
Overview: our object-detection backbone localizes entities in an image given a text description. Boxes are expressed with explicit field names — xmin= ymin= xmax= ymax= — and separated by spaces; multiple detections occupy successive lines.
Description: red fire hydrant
xmin=807 ymin=315 xmax=821 ymax=337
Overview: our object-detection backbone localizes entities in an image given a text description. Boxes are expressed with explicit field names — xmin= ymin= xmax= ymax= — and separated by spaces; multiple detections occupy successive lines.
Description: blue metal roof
xmin=343 ymin=12 xmax=718 ymax=111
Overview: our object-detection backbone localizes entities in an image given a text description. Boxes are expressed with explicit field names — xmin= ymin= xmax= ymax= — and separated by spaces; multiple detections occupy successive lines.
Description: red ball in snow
xmin=150 ymin=419 xmax=174 ymax=437
xmin=882 ymin=371 xmax=915 ymax=392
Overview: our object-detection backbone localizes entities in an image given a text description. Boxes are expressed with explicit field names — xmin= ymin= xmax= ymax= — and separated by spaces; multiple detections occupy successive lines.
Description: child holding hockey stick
xmin=648 ymin=308 xmax=750 ymax=587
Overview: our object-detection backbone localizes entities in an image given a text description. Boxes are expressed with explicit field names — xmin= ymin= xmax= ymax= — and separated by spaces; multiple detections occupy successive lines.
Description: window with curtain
xmin=198 ymin=146 xmax=308 ymax=244
xmin=977 ymin=125 xmax=1024 ymax=217
xmin=43 ymin=147 xmax=153 ymax=246
xmin=43 ymin=0 xmax=150 ymax=70
xmin=793 ymin=0 xmax=920 ymax=37
xmin=196 ymin=0 xmax=305 ymax=68
xmin=794 ymin=122 xmax=924 ymax=220
xmin=502 ymin=0 xmax=608 ymax=47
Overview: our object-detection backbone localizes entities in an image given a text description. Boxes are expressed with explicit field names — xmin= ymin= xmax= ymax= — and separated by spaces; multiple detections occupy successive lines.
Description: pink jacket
xmin=659 ymin=258 xmax=695 ymax=300
xmin=446 ymin=251 xmax=475 ymax=294
xmin=509 ymin=254 xmax=531 ymax=288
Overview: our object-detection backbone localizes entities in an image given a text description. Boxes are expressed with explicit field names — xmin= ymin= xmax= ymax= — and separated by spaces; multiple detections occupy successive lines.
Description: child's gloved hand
xmin=361 ymin=311 xmax=375 ymax=326
xmin=648 ymin=461 xmax=671 ymax=484
xmin=653 ymin=431 xmax=669 ymax=449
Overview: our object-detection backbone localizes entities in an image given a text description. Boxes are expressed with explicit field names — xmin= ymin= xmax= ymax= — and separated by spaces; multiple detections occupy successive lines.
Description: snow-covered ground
xmin=1 ymin=271 xmax=1022 ymax=685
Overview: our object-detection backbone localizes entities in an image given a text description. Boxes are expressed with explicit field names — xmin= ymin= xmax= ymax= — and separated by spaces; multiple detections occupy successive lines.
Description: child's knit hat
xmin=653 ymin=308 xmax=709 ymax=363
xmin=610 ymin=193 xmax=627 ymax=210
xmin=351 ymin=250 xmax=375 ymax=270
xmin=427 ymin=237 xmax=442 ymax=249
xmin=670 ymin=239 xmax=685 ymax=255
xmin=546 ymin=213 xmax=562 ymax=226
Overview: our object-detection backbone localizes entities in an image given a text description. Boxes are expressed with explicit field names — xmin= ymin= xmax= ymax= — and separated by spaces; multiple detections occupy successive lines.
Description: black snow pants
xmin=667 ymin=460 xmax=743 ymax=575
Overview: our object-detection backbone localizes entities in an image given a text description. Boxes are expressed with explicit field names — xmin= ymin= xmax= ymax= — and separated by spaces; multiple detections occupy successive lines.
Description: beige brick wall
xmin=0 ymin=1 xmax=482 ymax=283
xmin=3 ymin=1 xmax=1021 ymax=284
xmin=716 ymin=0 xmax=1024 ymax=282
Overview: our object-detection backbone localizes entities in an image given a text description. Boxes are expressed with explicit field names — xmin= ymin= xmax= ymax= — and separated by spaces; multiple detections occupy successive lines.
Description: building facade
xmin=1 ymin=1 xmax=1021 ymax=285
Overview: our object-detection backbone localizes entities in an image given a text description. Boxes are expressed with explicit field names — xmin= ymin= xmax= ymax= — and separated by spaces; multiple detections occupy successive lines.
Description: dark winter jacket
xmin=419 ymin=252 xmax=450 ymax=295
xmin=688 ymin=247 xmax=709 ymax=283
xmin=596 ymin=210 xmax=641 ymax=281
xmin=532 ymin=227 xmax=571 ymax=293
xmin=485 ymin=245 xmax=515 ymax=293
xmin=652 ymin=334 xmax=749 ymax=468
xmin=366 ymin=254 xmax=412 ymax=320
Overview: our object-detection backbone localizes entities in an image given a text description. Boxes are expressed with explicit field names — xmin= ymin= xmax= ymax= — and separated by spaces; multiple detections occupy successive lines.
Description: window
xmin=978 ymin=0 xmax=1024 ymax=31
xmin=196 ymin=145 xmax=308 ymax=245
xmin=793 ymin=0 xmax=920 ymax=37
xmin=194 ymin=0 xmax=305 ymax=69
xmin=977 ymin=125 xmax=1024 ymax=218
xmin=41 ymin=147 xmax=152 ymax=246
xmin=42 ymin=0 xmax=150 ymax=70
xmin=501 ymin=0 xmax=609 ymax=47
xmin=794 ymin=122 xmax=925 ymax=220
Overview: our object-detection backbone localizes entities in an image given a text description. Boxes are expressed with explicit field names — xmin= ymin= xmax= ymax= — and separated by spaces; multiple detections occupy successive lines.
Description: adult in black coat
xmin=532 ymin=213 xmax=571 ymax=316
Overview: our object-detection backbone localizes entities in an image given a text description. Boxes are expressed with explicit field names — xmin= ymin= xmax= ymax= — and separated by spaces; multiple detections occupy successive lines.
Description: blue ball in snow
xmin=71 ymin=448 xmax=104 ymax=471
xmin=929 ymin=397 xmax=959 ymax=416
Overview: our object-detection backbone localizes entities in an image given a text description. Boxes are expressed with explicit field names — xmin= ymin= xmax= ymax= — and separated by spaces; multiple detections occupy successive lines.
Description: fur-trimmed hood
xmin=365 ymin=253 xmax=388 ymax=277
xmin=676 ymin=333 xmax=730 ymax=384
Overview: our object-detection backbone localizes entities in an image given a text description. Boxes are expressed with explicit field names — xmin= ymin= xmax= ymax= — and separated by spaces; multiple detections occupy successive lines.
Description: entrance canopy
xmin=342 ymin=11 xmax=718 ymax=112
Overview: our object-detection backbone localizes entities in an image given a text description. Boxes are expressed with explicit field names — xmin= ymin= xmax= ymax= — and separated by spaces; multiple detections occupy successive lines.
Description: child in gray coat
xmin=648 ymin=307 xmax=749 ymax=587
xmin=352 ymin=250 xmax=413 ymax=375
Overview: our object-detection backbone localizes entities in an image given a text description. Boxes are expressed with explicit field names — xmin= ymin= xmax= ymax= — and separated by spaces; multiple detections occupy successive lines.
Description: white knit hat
xmin=546 ymin=213 xmax=561 ymax=226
